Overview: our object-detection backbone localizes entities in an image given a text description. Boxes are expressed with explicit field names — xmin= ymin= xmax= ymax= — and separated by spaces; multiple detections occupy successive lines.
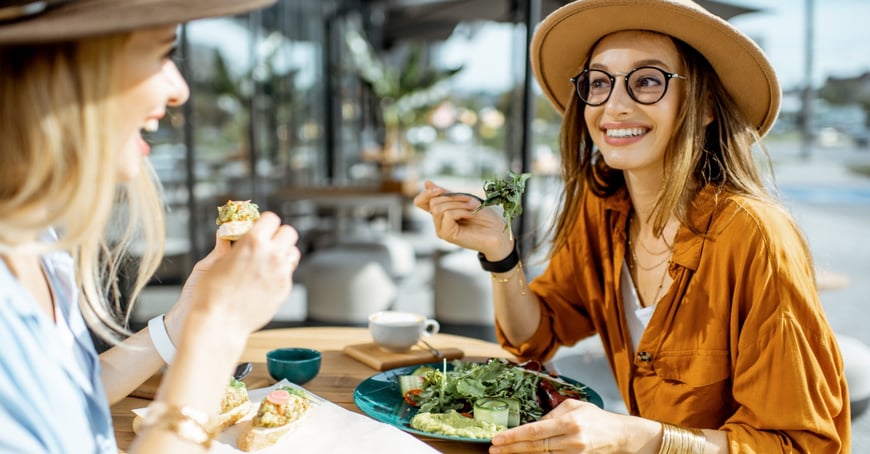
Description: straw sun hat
xmin=0 ymin=0 xmax=276 ymax=44
xmin=531 ymin=0 xmax=781 ymax=136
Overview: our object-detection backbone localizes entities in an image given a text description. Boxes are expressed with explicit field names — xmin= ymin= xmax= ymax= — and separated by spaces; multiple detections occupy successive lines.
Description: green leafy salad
xmin=402 ymin=359 xmax=588 ymax=439
xmin=474 ymin=171 xmax=531 ymax=240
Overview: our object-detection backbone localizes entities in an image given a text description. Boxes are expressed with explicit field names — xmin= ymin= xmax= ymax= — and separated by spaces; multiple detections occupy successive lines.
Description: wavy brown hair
xmin=0 ymin=34 xmax=165 ymax=342
xmin=548 ymin=32 xmax=784 ymax=256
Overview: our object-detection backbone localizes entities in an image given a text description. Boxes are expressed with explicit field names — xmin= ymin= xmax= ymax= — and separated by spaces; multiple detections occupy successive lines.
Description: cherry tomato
xmin=403 ymin=389 xmax=422 ymax=406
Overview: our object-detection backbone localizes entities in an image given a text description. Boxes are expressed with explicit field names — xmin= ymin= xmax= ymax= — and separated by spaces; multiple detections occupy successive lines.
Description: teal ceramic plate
xmin=353 ymin=361 xmax=604 ymax=443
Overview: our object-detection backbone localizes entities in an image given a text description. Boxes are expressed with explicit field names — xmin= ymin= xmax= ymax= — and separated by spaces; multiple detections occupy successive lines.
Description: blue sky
xmin=438 ymin=0 xmax=870 ymax=92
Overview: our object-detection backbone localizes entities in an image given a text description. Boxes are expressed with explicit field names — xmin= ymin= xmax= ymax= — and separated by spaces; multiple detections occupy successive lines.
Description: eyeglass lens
xmin=574 ymin=67 xmax=675 ymax=106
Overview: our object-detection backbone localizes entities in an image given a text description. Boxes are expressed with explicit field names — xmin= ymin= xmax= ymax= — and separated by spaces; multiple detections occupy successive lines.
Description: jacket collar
xmin=605 ymin=184 xmax=722 ymax=271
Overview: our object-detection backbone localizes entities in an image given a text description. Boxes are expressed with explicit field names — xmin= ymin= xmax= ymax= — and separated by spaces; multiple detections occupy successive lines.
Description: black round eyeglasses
xmin=570 ymin=66 xmax=687 ymax=106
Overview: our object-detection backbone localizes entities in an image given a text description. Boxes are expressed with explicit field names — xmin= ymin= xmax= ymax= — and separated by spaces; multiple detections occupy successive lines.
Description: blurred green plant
xmin=194 ymin=32 xmax=299 ymax=163
xmin=344 ymin=24 xmax=463 ymax=132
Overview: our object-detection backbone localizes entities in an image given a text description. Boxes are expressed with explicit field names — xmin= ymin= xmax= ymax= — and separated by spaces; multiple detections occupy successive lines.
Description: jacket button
xmin=637 ymin=351 xmax=652 ymax=362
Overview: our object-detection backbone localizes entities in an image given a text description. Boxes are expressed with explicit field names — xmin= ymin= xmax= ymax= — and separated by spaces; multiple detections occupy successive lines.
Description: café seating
xmin=839 ymin=334 xmax=870 ymax=418
xmin=299 ymin=247 xmax=396 ymax=325
xmin=131 ymin=284 xmax=308 ymax=327
xmin=335 ymin=233 xmax=416 ymax=280
xmin=433 ymin=248 xmax=496 ymax=341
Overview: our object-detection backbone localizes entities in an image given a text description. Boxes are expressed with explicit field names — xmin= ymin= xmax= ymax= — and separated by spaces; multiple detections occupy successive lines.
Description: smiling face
xmin=583 ymin=30 xmax=684 ymax=178
xmin=112 ymin=25 xmax=189 ymax=181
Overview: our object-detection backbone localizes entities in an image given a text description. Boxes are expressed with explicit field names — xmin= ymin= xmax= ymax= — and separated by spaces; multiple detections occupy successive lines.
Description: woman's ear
xmin=704 ymin=96 xmax=715 ymax=126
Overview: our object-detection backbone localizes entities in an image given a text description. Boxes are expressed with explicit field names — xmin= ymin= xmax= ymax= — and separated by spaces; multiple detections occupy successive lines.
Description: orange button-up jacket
xmin=498 ymin=185 xmax=850 ymax=452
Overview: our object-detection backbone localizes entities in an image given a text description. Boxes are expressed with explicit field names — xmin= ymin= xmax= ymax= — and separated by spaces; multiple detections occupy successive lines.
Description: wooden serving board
xmin=343 ymin=342 xmax=463 ymax=371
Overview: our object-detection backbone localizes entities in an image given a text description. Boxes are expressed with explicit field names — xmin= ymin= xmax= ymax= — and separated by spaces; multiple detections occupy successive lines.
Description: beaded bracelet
xmin=659 ymin=423 xmax=706 ymax=454
xmin=140 ymin=401 xmax=218 ymax=449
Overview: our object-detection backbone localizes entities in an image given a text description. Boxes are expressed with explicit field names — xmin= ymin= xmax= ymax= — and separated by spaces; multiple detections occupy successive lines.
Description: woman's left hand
xmin=489 ymin=400 xmax=661 ymax=453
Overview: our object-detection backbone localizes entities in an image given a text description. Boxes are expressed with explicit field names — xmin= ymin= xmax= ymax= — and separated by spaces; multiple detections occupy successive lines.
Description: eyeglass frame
xmin=569 ymin=66 xmax=687 ymax=106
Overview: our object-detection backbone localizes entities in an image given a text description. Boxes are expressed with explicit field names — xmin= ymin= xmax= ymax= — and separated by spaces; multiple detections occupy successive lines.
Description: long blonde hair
xmin=549 ymin=33 xmax=783 ymax=256
xmin=0 ymin=34 xmax=166 ymax=342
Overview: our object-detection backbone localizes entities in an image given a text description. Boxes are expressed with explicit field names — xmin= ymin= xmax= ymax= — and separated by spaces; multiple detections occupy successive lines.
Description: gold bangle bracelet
xmin=140 ymin=401 xmax=218 ymax=449
xmin=659 ymin=423 xmax=706 ymax=454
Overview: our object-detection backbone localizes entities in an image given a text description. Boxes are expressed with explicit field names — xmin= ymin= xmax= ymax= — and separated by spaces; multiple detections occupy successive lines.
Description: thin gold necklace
xmin=627 ymin=215 xmax=672 ymax=306
xmin=631 ymin=212 xmax=673 ymax=255
xmin=635 ymin=228 xmax=673 ymax=255
xmin=628 ymin=215 xmax=672 ymax=271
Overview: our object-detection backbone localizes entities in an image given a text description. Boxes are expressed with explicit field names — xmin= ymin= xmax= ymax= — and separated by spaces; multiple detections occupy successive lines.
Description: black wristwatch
xmin=478 ymin=241 xmax=520 ymax=273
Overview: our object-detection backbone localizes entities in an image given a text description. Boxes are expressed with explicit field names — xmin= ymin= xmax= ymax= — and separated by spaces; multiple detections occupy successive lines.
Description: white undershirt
xmin=620 ymin=261 xmax=658 ymax=353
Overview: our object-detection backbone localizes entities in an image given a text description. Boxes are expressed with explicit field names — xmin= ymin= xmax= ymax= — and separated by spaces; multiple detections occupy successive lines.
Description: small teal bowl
xmin=266 ymin=348 xmax=322 ymax=385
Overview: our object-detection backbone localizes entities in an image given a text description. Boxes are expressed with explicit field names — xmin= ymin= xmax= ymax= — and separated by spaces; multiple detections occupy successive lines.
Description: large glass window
xmin=145 ymin=1 xmax=333 ymax=274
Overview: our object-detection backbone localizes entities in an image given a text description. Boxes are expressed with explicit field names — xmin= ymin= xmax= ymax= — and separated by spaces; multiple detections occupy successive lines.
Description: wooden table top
xmin=112 ymin=326 xmax=512 ymax=453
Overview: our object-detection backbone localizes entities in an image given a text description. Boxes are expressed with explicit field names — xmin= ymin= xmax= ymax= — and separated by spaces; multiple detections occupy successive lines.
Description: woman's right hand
xmin=414 ymin=180 xmax=514 ymax=260
xmin=178 ymin=212 xmax=300 ymax=339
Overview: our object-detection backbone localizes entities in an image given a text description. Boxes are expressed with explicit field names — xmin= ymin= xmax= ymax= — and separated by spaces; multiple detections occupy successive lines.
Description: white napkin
xmin=133 ymin=380 xmax=438 ymax=453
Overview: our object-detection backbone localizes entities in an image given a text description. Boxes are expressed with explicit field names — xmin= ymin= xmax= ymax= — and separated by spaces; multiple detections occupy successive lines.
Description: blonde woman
xmin=415 ymin=0 xmax=849 ymax=452
xmin=0 ymin=1 xmax=301 ymax=452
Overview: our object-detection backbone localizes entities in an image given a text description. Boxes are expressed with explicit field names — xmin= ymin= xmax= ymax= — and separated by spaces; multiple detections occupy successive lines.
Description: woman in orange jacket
xmin=415 ymin=0 xmax=850 ymax=452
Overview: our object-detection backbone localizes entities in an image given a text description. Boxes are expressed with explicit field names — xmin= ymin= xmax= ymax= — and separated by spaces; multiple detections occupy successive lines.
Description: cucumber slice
xmin=499 ymin=398 xmax=521 ymax=427
xmin=410 ymin=366 xmax=435 ymax=377
xmin=399 ymin=375 xmax=424 ymax=397
xmin=474 ymin=398 xmax=509 ymax=427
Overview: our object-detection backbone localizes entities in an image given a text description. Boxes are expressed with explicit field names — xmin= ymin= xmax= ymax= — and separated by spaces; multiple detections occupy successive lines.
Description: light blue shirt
xmin=0 ymin=232 xmax=117 ymax=453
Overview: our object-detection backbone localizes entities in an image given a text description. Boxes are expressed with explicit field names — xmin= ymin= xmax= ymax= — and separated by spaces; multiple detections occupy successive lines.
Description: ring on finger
xmin=544 ymin=438 xmax=549 ymax=452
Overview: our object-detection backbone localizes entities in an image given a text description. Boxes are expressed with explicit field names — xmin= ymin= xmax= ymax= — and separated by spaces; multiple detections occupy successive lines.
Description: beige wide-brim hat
xmin=0 ymin=0 xmax=276 ymax=44
xmin=531 ymin=0 xmax=781 ymax=136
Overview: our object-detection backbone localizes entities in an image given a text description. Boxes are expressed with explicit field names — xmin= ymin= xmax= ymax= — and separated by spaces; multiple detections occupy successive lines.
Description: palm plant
xmin=344 ymin=22 xmax=463 ymax=161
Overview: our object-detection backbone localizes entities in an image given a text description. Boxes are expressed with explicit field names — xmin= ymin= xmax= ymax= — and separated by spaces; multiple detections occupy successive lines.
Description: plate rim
xmin=352 ymin=360 xmax=605 ymax=443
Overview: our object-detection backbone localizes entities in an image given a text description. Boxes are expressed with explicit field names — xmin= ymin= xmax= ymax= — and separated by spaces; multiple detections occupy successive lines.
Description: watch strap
xmin=478 ymin=241 xmax=520 ymax=273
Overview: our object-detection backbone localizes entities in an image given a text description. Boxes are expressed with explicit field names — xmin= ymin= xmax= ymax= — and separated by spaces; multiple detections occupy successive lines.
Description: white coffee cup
xmin=368 ymin=311 xmax=440 ymax=353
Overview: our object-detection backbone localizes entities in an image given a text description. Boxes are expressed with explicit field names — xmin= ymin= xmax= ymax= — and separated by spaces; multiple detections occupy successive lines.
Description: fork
xmin=419 ymin=339 xmax=443 ymax=358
